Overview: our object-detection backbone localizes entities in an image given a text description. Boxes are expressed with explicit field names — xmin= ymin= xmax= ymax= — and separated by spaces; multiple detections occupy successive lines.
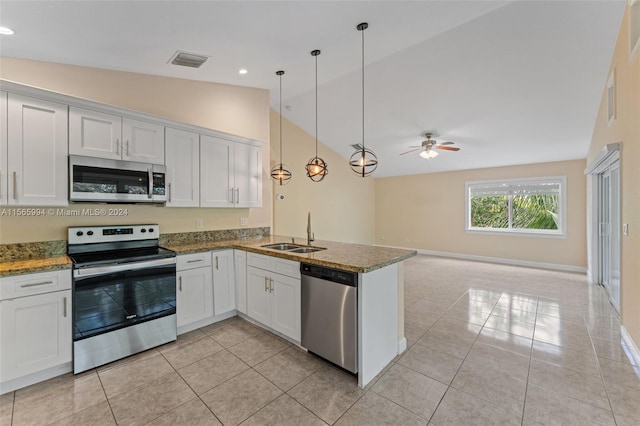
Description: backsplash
xmin=159 ymin=227 xmax=270 ymax=246
xmin=0 ymin=227 xmax=271 ymax=261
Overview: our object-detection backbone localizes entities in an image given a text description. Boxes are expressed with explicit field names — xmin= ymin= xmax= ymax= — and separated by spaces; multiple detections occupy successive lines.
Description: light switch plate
xmin=623 ymin=223 xmax=628 ymax=236
xmin=196 ymin=218 xmax=203 ymax=229
xmin=240 ymin=217 xmax=248 ymax=226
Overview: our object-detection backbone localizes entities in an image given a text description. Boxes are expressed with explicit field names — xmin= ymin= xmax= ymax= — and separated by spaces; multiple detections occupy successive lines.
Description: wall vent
xmin=169 ymin=51 xmax=208 ymax=68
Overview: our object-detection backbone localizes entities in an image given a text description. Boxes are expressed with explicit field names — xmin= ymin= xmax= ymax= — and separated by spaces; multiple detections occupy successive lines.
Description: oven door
xmin=73 ymin=258 xmax=176 ymax=341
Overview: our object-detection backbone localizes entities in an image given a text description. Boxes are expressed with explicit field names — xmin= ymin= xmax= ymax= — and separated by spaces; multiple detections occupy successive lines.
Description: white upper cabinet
xmin=70 ymin=107 xmax=164 ymax=164
xmin=165 ymin=128 xmax=200 ymax=207
xmin=200 ymin=135 xmax=262 ymax=208
xmin=235 ymin=142 xmax=262 ymax=208
xmin=7 ymin=94 xmax=68 ymax=206
xmin=200 ymin=135 xmax=234 ymax=208
xmin=0 ymin=91 xmax=7 ymax=205
xmin=122 ymin=118 xmax=164 ymax=164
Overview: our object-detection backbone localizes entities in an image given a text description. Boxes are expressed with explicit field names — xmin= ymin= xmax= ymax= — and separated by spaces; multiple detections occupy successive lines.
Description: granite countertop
xmin=1 ymin=235 xmax=416 ymax=277
xmin=0 ymin=256 xmax=72 ymax=278
xmin=166 ymin=235 xmax=417 ymax=273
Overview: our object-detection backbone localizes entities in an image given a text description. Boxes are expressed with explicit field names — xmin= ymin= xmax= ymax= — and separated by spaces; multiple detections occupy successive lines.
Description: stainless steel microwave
xmin=69 ymin=155 xmax=167 ymax=203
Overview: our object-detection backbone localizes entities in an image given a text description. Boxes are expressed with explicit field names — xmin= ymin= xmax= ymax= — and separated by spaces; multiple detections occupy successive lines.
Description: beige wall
xmin=0 ymin=58 xmax=272 ymax=243
xmin=375 ymin=160 xmax=587 ymax=268
xmin=270 ymin=110 xmax=375 ymax=244
xmin=586 ymin=4 xmax=640 ymax=347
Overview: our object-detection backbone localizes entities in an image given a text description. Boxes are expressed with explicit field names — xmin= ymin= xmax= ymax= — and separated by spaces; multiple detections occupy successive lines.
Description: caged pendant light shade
xmin=349 ymin=22 xmax=378 ymax=177
xmin=306 ymin=49 xmax=328 ymax=182
xmin=270 ymin=70 xmax=292 ymax=185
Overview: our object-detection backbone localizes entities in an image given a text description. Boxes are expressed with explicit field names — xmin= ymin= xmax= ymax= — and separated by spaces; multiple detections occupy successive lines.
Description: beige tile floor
xmin=2 ymin=254 xmax=640 ymax=425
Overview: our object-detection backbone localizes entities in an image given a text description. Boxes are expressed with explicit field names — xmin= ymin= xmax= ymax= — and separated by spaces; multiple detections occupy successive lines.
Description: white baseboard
xmin=0 ymin=362 xmax=72 ymax=395
xmin=377 ymin=243 xmax=587 ymax=274
xmin=177 ymin=310 xmax=236 ymax=335
xmin=398 ymin=337 xmax=407 ymax=355
xmin=621 ymin=326 xmax=640 ymax=366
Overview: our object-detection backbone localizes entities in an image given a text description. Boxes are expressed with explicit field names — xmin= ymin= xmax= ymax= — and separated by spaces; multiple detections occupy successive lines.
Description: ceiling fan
xmin=400 ymin=132 xmax=460 ymax=159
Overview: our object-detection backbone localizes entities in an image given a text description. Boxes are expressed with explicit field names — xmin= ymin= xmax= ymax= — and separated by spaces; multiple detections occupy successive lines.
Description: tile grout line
xmin=94 ymin=367 xmax=119 ymax=426
xmin=519 ymin=299 xmax=539 ymax=426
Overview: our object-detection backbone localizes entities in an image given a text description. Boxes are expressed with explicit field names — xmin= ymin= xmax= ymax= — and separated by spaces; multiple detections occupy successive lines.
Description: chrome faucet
xmin=307 ymin=211 xmax=315 ymax=246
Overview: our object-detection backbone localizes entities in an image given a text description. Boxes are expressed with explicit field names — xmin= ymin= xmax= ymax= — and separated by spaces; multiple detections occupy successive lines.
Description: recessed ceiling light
xmin=0 ymin=27 xmax=15 ymax=35
xmin=238 ymin=69 xmax=248 ymax=75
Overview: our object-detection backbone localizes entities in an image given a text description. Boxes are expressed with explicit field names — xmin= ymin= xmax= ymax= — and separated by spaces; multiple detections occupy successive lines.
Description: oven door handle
xmin=74 ymin=257 xmax=176 ymax=279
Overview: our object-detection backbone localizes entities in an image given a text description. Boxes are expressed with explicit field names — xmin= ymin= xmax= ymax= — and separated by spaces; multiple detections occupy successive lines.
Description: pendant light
xmin=306 ymin=49 xmax=328 ymax=182
xmin=349 ymin=22 xmax=378 ymax=177
xmin=270 ymin=70 xmax=292 ymax=185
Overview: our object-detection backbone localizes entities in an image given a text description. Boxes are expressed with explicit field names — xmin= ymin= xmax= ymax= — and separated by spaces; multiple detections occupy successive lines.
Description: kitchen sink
xmin=261 ymin=243 xmax=303 ymax=250
xmin=289 ymin=246 xmax=326 ymax=254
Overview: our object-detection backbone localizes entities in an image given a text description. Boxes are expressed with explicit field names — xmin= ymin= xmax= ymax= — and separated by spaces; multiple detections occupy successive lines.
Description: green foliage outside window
xmin=471 ymin=194 xmax=559 ymax=230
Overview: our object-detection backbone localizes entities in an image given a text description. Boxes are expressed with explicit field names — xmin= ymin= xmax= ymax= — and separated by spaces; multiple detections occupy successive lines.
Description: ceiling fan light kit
xmin=270 ymin=70 xmax=293 ymax=185
xmin=400 ymin=132 xmax=461 ymax=159
xmin=349 ymin=22 xmax=378 ymax=178
xmin=306 ymin=49 xmax=328 ymax=182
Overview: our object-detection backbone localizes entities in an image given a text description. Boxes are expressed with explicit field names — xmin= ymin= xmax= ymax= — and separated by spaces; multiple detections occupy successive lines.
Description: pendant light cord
xmin=279 ymin=72 xmax=283 ymax=166
xmin=315 ymin=53 xmax=319 ymax=158
xmin=361 ymin=24 xmax=365 ymax=153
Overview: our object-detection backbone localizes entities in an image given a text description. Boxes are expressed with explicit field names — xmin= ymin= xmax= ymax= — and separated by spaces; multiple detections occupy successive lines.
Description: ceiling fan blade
xmin=435 ymin=145 xmax=460 ymax=151
xmin=438 ymin=141 xmax=455 ymax=145
xmin=400 ymin=148 xmax=421 ymax=155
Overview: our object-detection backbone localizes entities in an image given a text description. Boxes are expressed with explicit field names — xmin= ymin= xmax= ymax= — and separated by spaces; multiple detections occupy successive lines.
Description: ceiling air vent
xmin=169 ymin=51 xmax=208 ymax=68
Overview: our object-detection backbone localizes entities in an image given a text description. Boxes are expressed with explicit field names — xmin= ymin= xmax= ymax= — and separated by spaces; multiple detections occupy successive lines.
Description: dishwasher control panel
xmin=300 ymin=263 xmax=358 ymax=286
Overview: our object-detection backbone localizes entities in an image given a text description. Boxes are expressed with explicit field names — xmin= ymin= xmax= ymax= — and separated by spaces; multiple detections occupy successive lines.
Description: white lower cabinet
xmin=212 ymin=249 xmax=235 ymax=315
xmin=246 ymin=253 xmax=300 ymax=342
xmin=0 ymin=270 xmax=72 ymax=390
xmin=176 ymin=253 xmax=213 ymax=328
xmin=234 ymin=250 xmax=247 ymax=314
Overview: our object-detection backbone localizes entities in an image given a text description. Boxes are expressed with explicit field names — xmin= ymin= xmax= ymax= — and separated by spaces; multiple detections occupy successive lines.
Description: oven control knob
xmin=148 ymin=228 xmax=154 ymax=233
xmin=87 ymin=231 xmax=94 ymax=236
xmin=76 ymin=231 xmax=84 ymax=237
xmin=141 ymin=228 xmax=147 ymax=233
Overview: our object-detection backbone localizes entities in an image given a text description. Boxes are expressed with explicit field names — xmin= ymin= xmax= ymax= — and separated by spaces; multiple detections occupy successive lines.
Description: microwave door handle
xmin=148 ymin=168 xmax=153 ymax=199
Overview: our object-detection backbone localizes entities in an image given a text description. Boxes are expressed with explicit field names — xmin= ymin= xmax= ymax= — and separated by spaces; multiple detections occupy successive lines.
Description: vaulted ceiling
xmin=0 ymin=1 xmax=625 ymax=177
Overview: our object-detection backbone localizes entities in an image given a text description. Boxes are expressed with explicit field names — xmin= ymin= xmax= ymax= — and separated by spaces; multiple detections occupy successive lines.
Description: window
xmin=466 ymin=176 xmax=566 ymax=237
xmin=607 ymin=69 xmax=616 ymax=125
xmin=630 ymin=0 xmax=640 ymax=61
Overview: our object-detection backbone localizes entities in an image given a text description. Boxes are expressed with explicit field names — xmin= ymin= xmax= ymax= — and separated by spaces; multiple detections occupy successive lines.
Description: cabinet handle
xmin=115 ymin=138 xmax=120 ymax=155
xmin=187 ymin=259 xmax=203 ymax=263
xmin=12 ymin=171 xmax=17 ymax=200
xmin=168 ymin=183 xmax=172 ymax=202
xmin=270 ymin=278 xmax=274 ymax=293
xmin=179 ymin=276 xmax=182 ymax=292
xmin=215 ymin=256 xmax=219 ymax=270
xmin=63 ymin=297 xmax=67 ymax=318
xmin=264 ymin=276 xmax=268 ymax=292
xmin=20 ymin=280 xmax=54 ymax=288
xmin=147 ymin=168 xmax=153 ymax=199
xmin=236 ymin=188 xmax=240 ymax=205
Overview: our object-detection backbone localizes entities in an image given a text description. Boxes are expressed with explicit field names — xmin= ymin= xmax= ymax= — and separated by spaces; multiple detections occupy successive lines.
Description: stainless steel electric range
xmin=67 ymin=224 xmax=176 ymax=373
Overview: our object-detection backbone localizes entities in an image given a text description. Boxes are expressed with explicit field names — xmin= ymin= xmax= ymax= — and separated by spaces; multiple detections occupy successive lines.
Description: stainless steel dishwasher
xmin=301 ymin=263 xmax=358 ymax=373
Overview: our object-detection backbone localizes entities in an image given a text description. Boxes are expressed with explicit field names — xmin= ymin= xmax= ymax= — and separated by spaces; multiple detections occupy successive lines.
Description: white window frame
xmin=607 ymin=69 xmax=616 ymax=126
xmin=465 ymin=176 xmax=567 ymax=238
xmin=630 ymin=0 xmax=640 ymax=61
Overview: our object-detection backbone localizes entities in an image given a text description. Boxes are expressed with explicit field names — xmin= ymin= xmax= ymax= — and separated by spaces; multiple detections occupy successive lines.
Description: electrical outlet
xmin=196 ymin=218 xmax=203 ymax=229
xmin=623 ymin=223 xmax=628 ymax=236
xmin=240 ymin=217 xmax=248 ymax=226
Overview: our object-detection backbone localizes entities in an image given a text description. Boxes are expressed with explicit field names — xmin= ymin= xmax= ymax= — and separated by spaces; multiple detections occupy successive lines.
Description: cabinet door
xmin=200 ymin=135 xmax=234 ymax=207
xmin=213 ymin=250 xmax=236 ymax=315
xmin=0 ymin=91 xmax=7 ymax=205
xmin=7 ymin=94 xmax=68 ymax=206
xmin=246 ymin=266 xmax=271 ymax=326
xmin=234 ymin=142 xmax=262 ymax=208
xmin=270 ymin=273 xmax=301 ymax=341
xmin=234 ymin=250 xmax=247 ymax=314
xmin=176 ymin=267 xmax=213 ymax=328
xmin=0 ymin=290 xmax=71 ymax=382
xmin=122 ymin=118 xmax=164 ymax=164
xmin=69 ymin=107 xmax=122 ymax=159
xmin=165 ymin=128 xmax=200 ymax=207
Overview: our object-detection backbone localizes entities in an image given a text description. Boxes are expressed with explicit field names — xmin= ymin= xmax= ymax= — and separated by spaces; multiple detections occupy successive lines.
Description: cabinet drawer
xmin=0 ymin=270 xmax=71 ymax=301
xmin=247 ymin=252 xmax=300 ymax=280
xmin=177 ymin=252 xmax=212 ymax=271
